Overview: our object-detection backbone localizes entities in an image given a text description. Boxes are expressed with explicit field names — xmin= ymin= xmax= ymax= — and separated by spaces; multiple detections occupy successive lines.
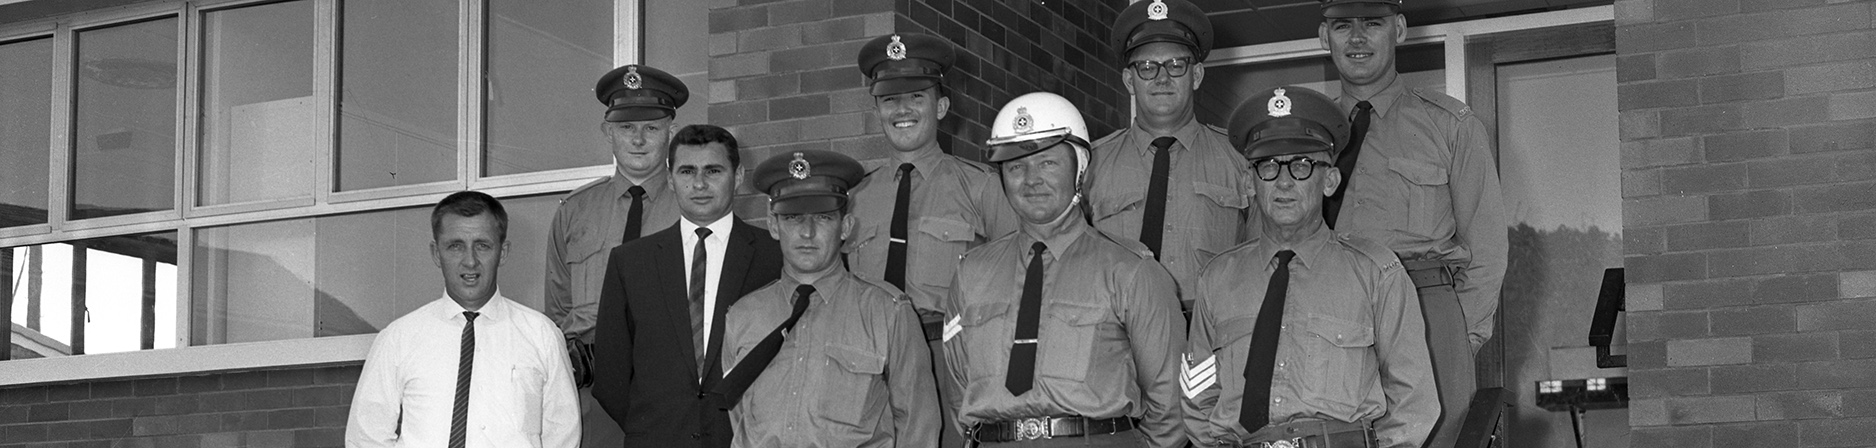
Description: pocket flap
xmin=917 ymin=216 xmax=976 ymax=242
xmin=827 ymin=344 xmax=886 ymax=375
xmin=566 ymin=228 xmax=606 ymax=264
xmin=1307 ymin=313 xmax=1375 ymax=348
xmin=1217 ymin=315 xmax=1258 ymax=348
xmin=1045 ymin=301 xmax=1109 ymax=326
xmin=963 ymin=302 xmax=1011 ymax=326
xmin=1388 ymin=157 xmax=1449 ymax=186
xmin=843 ymin=224 xmax=879 ymax=253
xmin=1194 ymin=181 xmax=1249 ymax=209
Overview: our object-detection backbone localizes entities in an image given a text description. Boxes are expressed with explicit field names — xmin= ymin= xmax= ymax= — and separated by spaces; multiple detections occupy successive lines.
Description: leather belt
xmin=1402 ymin=259 xmax=1454 ymax=288
xmin=917 ymin=309 xmax=946 ymax=342
xmin=971 ymin=416 xmax=1136 ymax=442
xmin=1238 ymin=419 xmax=1374 ymax=448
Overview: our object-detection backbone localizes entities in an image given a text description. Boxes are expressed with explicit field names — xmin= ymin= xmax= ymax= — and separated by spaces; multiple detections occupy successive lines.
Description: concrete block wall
xmin=709 ymin=0 xmax=1130 ymax=217
xmin=1617 ymin=0 xmax=1876 ymax=446
xmin=0 ymin=364 xmax=360 ymax=448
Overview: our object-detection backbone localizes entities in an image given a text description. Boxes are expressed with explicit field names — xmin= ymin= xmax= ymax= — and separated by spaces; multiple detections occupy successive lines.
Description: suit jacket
xmin=592 ymin=217 xmax=782 ymax=447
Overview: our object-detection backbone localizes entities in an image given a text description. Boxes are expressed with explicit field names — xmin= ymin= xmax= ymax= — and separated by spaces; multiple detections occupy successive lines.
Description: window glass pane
xmin=198 ymin=1 xmax=316 ymax=206
xmin=0 ymin=38 xmax=52 ymax=229
xmin=72 ymin=18 xmax=179 ymax=220
xmin=191 ymin=194 xmax=557 ymax=345
xmin=1196 ymin=44 xmax=1444 ymax=127
xmin=643 ymin=0 xmax=714 ymax=128
xmin=337 ymin=0 xmax=457 ymax=191
xmin=6 ymin=232 xmax=180 ymax=358
xmin=481 ymin=0 xmax=612 ymax=176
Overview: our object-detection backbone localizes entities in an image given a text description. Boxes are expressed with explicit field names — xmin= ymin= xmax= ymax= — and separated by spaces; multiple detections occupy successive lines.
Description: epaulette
xmin=855 ymin=276 xmax=909 ymax=302
xmin=953 ymin=155 xmax=995 ymax=174
xmin=1091 ymin=127 xmax=1129 ymax=148
xmin=1201 ymin=123 xmax=1229 ymax=136
xmin=860 ymin=158 xmax=891 ymax=177
xmin=1408 ymin=87 xmax=1474 ymax=118
xmin=560 ymin=176 xmax=611 ymax=203
xmin=1099 ymin=230 xmax=1157 ymax=260
xmin=1337 ymin=232 xmax=1402 ymax=272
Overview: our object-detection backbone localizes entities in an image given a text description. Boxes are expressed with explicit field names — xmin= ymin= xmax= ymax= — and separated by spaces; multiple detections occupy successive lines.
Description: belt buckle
xmin=1015 ymin=417 xmax=1050 ymax=441
xmin=1256 ymin=438 xmax=1302 ymax=448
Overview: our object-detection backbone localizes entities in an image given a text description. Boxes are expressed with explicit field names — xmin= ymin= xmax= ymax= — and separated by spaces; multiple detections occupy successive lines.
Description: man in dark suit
xmin=591 ymin=124 xmax=783 ymax=447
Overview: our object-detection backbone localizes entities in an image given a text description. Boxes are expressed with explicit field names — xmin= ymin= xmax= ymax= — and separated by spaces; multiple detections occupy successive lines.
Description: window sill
xmin=1 ymin=333 xmax=375 ymax=387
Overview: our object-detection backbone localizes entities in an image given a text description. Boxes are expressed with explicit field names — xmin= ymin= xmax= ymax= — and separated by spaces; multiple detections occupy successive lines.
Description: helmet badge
xmin=1147 ymin=0 xmax=1169 ymax=20
xmin=887 ymin=35 xmax=907 ymax=61
xmin=789 ymin=153 xmax=812 ymax=179
xmin=1013 ymin=107 xmax=1034 ymax=134
xmin=623 ymin=66 xmax=642 ymax=90
xmin=1268 ymin=88 xmax=1292 ymax=117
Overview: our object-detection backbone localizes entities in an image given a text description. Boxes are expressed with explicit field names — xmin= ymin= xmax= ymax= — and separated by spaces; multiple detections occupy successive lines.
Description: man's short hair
xmin=431 ymin=191 xmax=509 ymax=242
xmin=666 ymin=124 xmax=742 ymax=170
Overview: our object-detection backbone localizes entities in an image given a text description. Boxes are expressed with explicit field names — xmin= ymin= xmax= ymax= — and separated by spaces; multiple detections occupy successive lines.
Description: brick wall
xmin=0 ymin=364 xmax=359 ymax=448
xmin=708 ymin=0 xmax=1130 ymax=217
xmin=1617 ymin=0 xmax=1876 ymax=446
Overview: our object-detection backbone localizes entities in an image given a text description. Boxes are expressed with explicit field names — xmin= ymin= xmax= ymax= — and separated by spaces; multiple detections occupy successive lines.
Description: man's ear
xmin=498 ymin=239 xmax=512 ymax=267
xmin=1322 ymin=165 xmax=1343 ymax=197
xmin=767 ymin=212 xmax=783 ymax=240
xmin=840 ymin=213 xmax=856 ymax=241
xmin=430 ymin=241 xmax=443 ymax=269
xmin=1393 ymin=14 xmax=1408 ymax=44
xmin=1190 ymin=62 xmax=1205 ymax=90
xmin=1318 ymin=22 xmax=1333 ymax=51
xmin=936 ymin=94 xmax=951 ymax=121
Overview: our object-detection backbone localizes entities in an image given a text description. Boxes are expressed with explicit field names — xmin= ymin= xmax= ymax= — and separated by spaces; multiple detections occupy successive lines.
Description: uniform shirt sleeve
xmin=888 ymin=299 xmax=941 ymax=447
xmin=538 ymin=317 xmax=584 ymax=446
xmin=545 ymin=205 xmax=577 ymax=338
xmin=1448 ymin=113 xmax=1508 ymax=351
xmin=1371 ymin=261 xmax=1439 ymax=448
xmin=1121 ymin=259 xmax=1186 ymax=447
xmin=940 ymin=271 xmax=973 ymax=438
xmin=1181 ymin=294 xmax=1225 ymax=446
xmin=345 ymin=331 xmax=405 ymax=448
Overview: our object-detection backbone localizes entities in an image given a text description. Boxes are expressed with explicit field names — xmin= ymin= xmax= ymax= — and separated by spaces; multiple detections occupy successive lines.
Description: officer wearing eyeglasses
xmin=1092 ymin=0 xmax=1252 ymax=315
xmin=1181 ymin=86 xmax=1436 ymax=448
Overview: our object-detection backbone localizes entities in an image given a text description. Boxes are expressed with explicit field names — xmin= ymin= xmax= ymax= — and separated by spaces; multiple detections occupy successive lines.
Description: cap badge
xmin=623 ymin=66 xmax=643 ymax=90
xmin=887 ymin=35 xmax=907 ymax=61
xmin=1268 ymin=88 xmax=1292 ymax=117
xmin=789 ymin=152 xmax=811 ymax=179
xmin=1147 ymin=0 xmax=1169 ymax=20
xmin=1013 ymin=107 xmax=1034 ymax=134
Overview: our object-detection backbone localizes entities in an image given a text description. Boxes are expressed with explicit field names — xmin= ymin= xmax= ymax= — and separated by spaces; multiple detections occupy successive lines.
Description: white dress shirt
xmin=345 ymin=292 xmax=581 ymax=448
xmin=681 ymin=214 xmax=735 ymax=349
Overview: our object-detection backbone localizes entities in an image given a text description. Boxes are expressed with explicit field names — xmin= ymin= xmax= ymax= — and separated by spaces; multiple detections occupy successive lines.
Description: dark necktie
xmin=690 ymin=227 xmax=712 ymax=372
xmin=712 ymin=284 xmax=815 ymax=408
xmin=886 ymin=163 xmax=915 ymax=290
xmin=1324 ymin=101 xmax=1373 ymax=228
xmin=1241 ymin=250 xmax=1295 ymax=432
xmin=449 ymin=311 xmax=480 ymax=448
xmin=623 ymin=185 xmax=647 ymax=243
xmin=1005 ymin=242 xmax=1047 ymax=395
xmin=1140 ymin=137 xmax=1175 ymax=259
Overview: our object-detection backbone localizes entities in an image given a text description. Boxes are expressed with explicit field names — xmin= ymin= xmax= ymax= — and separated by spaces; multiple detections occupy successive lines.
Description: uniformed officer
xmin=1093 ymin=0 xmax=1252 ymax=312
xmin=1183 ymin=86 xmax=1437 ymax=448
xmin=717 ymin=150 xmax=940 ymax=447
xmin=1316 ymin=2 xmax=1508 ymax=445
xmin=848 ymin=32 xmax=1019 ymax=446
xmin=943 ymin=92 xmax=1184 ymax=447
xmin=544 ymin=63 xmax=689 ymax=444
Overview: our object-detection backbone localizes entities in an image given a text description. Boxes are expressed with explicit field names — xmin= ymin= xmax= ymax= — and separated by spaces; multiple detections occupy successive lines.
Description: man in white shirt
xmin=346 ymin=191 xmax=581 ymax=448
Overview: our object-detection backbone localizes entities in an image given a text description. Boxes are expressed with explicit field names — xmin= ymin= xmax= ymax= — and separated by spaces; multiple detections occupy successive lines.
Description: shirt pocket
xmin=565 ymin=227 xmax=607 ymax=297
xmin=958 ymin=302 xmax=1012 ymax=381
xmin=1386 ymin=157 xmax=1451 ymax=232
xmin=1194 ymin=180 xmax=1250 ymax=211
xmin=843 ymin=222 xmax=879 ymax=255
xmin=912 ymin=216 xmax=975 ymax=289
xmin=510 ymin=364 xmax=546 ymax=437
xmin=1093 ymin=190 xmax=1144 ymax=227
xmin=1300 ymin=313 xmax=1376 ymax=413
xmin=1039 ymin=300 xmax=1110 ymax=382
xmin=819 ymin=343 xmax=886 ymax=427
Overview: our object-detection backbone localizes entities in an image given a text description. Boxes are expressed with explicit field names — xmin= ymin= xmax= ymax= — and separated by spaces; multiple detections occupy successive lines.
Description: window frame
xmin=0 ymin=0 xmax=641 ymax=386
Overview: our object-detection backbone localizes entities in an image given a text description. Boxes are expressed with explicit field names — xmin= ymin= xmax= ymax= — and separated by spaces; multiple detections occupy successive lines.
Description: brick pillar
xmin=1617 ymin=0 xmax=1876 ymax=446
xmin=708 ymin=0 xmax=1130 ymax=217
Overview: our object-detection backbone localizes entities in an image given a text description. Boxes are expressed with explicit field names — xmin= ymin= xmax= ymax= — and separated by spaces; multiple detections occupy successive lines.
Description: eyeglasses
xmin=1126 ymin=57 xmax=1194 ymax=80
xmin=1252 ymin=156 xmax=1330 ymax=181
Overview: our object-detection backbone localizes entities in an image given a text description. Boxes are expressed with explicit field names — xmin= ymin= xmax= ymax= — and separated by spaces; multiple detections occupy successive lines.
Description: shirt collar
xmin=610 ymin=168 xmax=670 ymax=200
xmin=681 ymin=213 xmax=736 ymax=241
xmin=1018 ymin=220 xmax=1088 ymax=260
xmin=1338 ymin=75 xmax=1406 ymax=120
xmin=1254 ymin=225 xmax=1335 ymax=270
xmin=778 ymin=264 xmax=854 ymax=304
xmin=1127 ymin=117 xmax=1206 ymax=156
xmin=895 ymin=148 xmax=950 ymax=180
xmin=437 ymin=291 xmax=512 ymax=323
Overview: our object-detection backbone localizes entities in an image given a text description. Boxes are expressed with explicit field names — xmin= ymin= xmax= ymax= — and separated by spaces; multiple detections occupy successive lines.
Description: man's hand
xmin=567 ymin=337 xmax=595 ymax=389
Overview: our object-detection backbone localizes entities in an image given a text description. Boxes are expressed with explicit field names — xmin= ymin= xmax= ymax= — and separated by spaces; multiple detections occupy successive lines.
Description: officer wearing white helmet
xmin=942 ymin=92 xmax=1184 ymax=447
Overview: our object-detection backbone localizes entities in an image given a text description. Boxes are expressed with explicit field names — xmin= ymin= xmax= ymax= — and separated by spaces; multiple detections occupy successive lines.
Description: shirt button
xmin=1274 ymin=398 xmax=1283 ymax=404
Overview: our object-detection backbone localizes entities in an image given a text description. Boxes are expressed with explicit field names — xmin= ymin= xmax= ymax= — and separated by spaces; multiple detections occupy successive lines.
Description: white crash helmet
xmin=986 ymin=92 xmax=1092 ymax=167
